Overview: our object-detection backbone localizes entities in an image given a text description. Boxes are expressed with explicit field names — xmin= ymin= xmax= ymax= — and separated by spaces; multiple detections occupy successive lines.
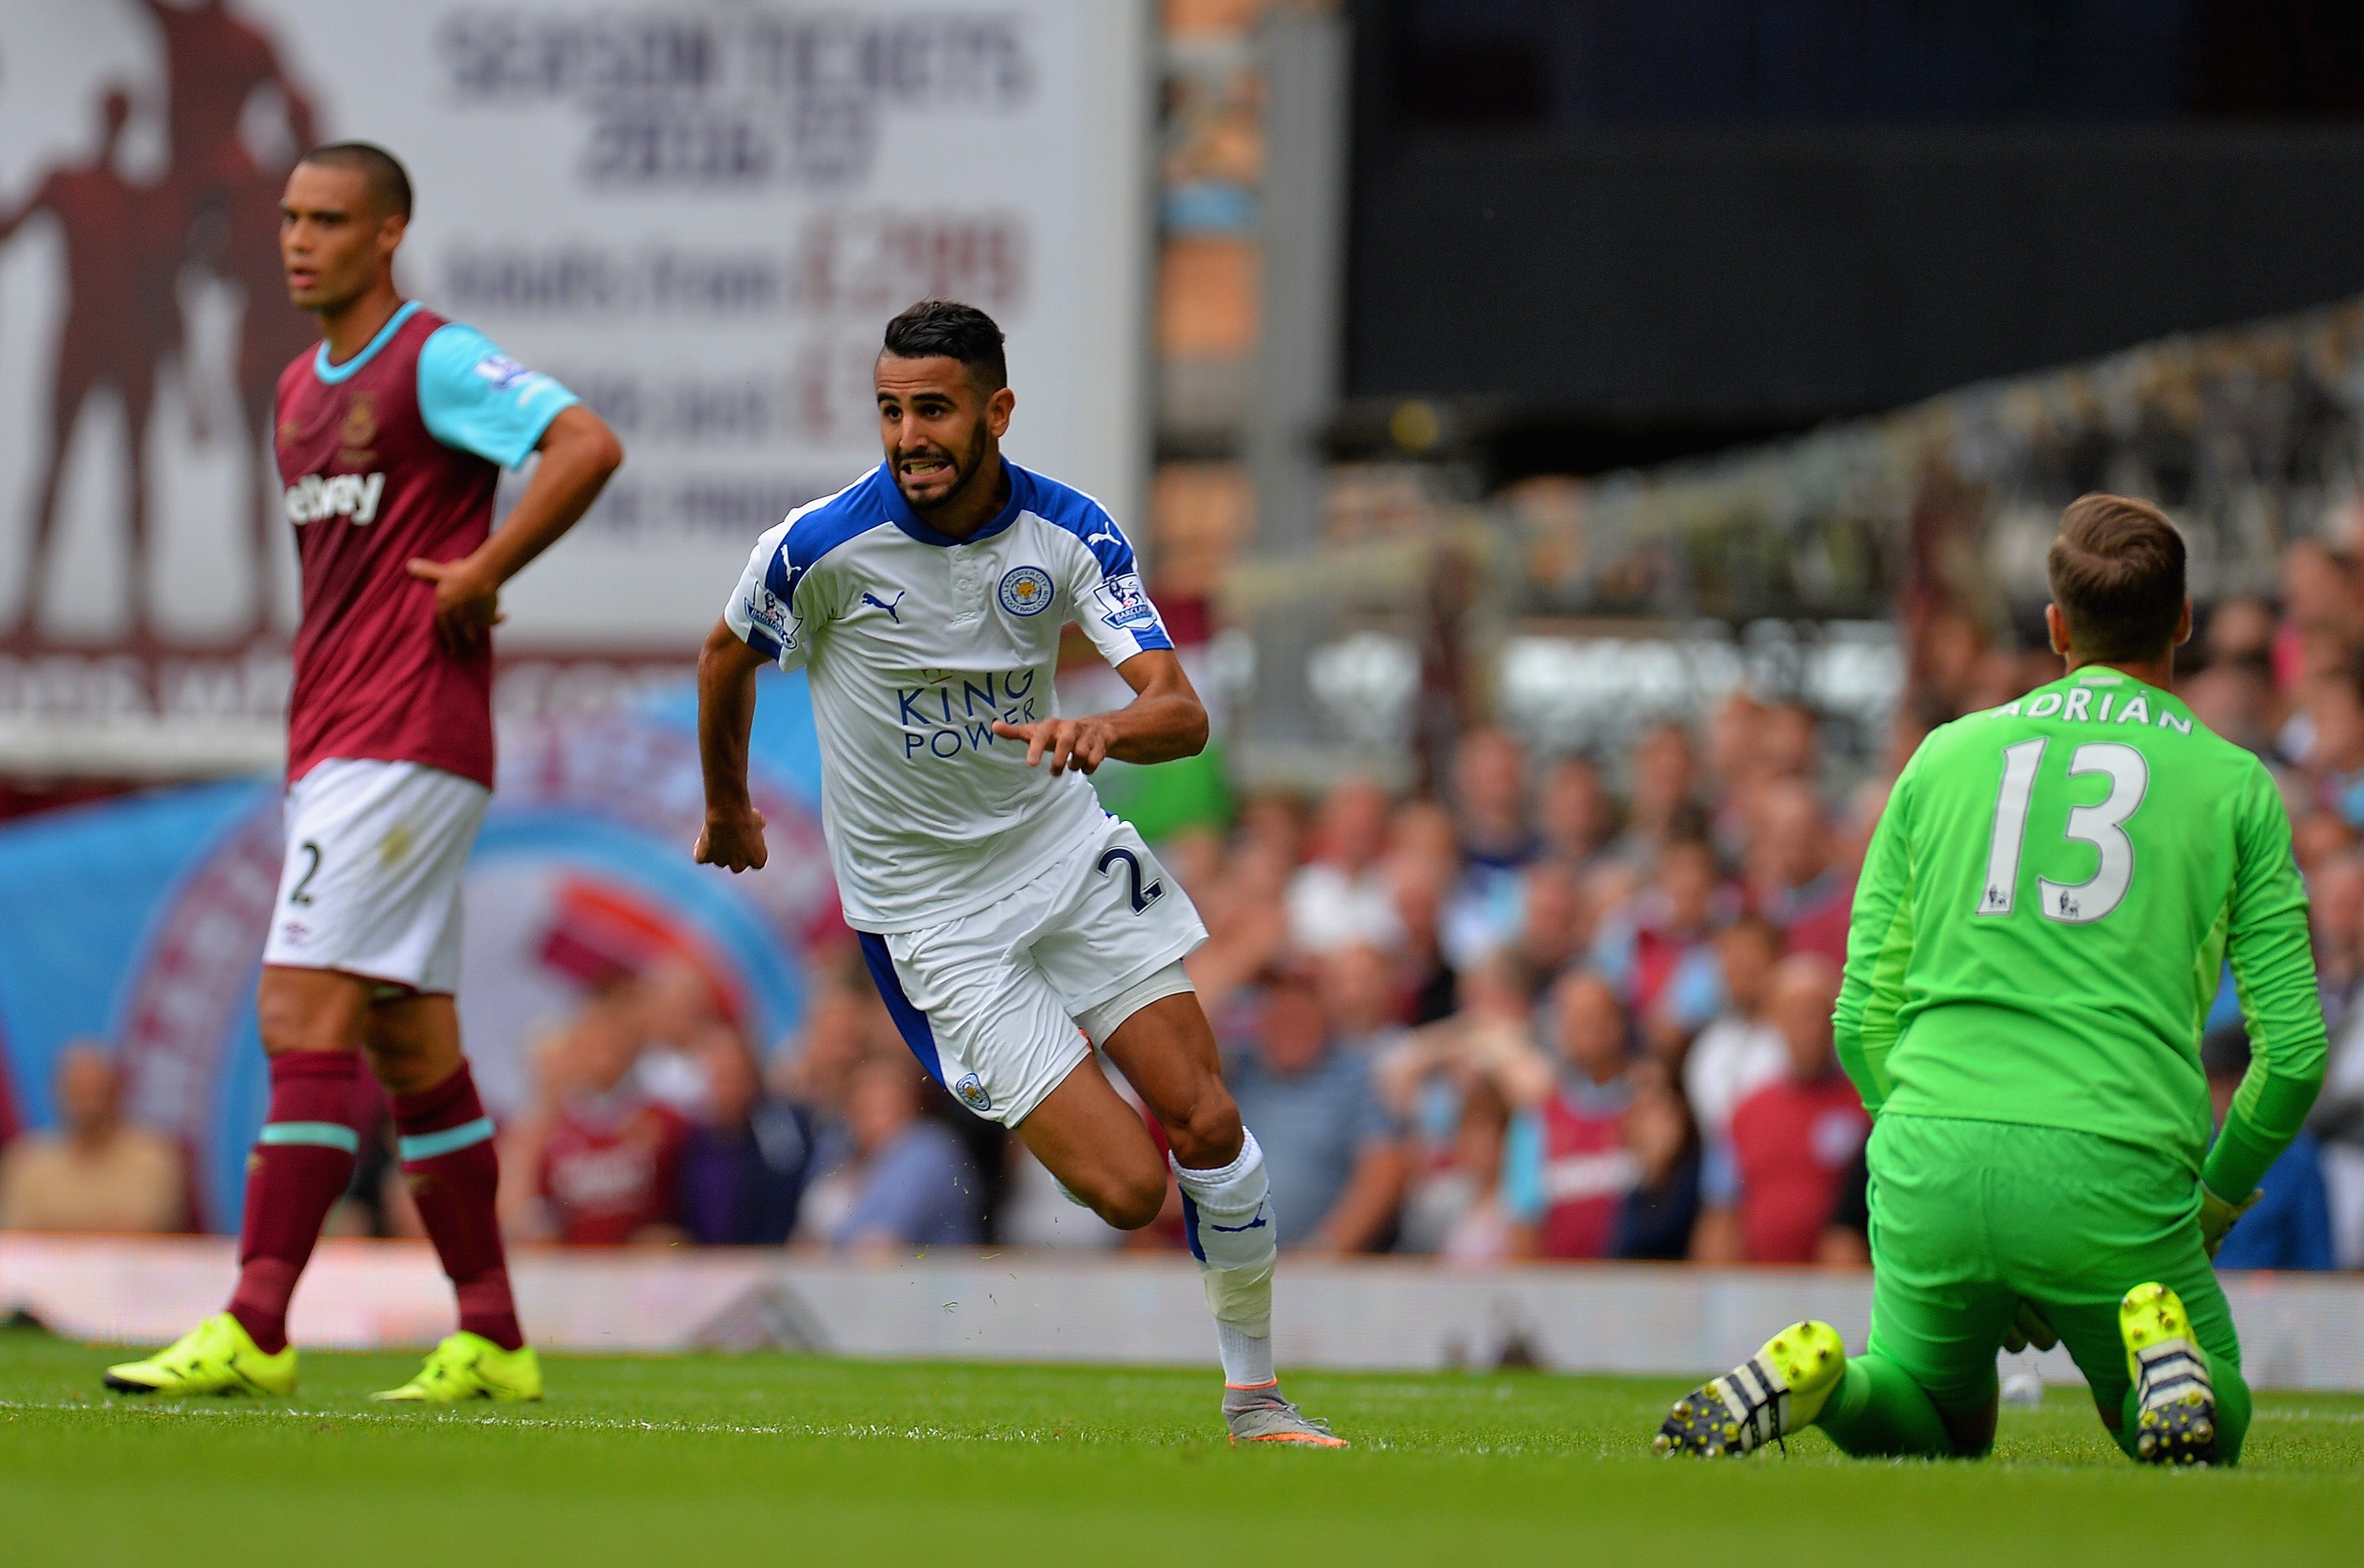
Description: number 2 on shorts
xmin=1096 ymin=845 xmax=1164 ymax=914
xmin=1976 ymin=738 xmax=2147 ymax=923
xmin=288 ymin=840 xmax=324 ymax=908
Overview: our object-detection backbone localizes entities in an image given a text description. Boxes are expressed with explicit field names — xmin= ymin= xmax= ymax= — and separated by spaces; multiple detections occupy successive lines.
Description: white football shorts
xmin=261 ymin=758 xmax=490 ymax=995
xmin=860 ymin=814 xmax=1208 ymax=1127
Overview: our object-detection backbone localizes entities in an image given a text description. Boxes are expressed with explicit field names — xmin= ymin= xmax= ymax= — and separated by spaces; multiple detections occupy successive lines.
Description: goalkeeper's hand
xmin=2000 ymin=1299 xmax=2057 ymax=1355
xmin=2200 ymin=1183 xmax=2262 ymax=1258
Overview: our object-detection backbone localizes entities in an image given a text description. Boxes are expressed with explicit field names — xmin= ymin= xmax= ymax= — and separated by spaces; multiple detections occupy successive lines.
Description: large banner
xmin=0 ymin=670 xmax=837 ymax=1229
xmin=0 ymin=1 xmax=1148 ymax=764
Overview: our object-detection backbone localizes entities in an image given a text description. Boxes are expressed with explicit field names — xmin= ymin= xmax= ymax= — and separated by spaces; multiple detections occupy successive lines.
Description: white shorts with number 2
xmin=860 ymin=815 xmax=1208 ymax=1127
xmin=261 ymin=758 xmax=490 ymax=995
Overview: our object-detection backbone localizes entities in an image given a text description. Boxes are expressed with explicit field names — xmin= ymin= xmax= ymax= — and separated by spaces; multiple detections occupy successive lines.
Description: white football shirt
xmin=723 ymin=460 xmax=1176 ymax=933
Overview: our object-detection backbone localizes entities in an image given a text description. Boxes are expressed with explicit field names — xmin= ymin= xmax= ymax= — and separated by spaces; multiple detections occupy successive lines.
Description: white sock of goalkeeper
xmin=1172 ymin=1128 xmax=1278 ymax=1392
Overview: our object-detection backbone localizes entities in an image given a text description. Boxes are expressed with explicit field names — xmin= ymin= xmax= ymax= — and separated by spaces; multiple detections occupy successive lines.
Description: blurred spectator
xmin=1236 ymin=793 xmax=1307 ymax=873
xmin=2305 ymin=652 xmax=2364 ymax=830
xmin=1316 ymin=942 xmax=1408 ymax=1057
xmin=1399 ymin=1076 xmax=1520 ymax=1265
xmin=1759 ymin=700 xmax=1820 ymax=783
xmin=771 ymin=968 xmax=875 ymax=1125
xmin=1377 ymin=949 xmax=1538 ymax=1249
xmin=2276 ymin=538 xmax=2355 ymax=693
xmin=1593 ymin=836 xmax=1726 ymax=1040
xmin=1288 ymin=778 xmax=1404 ymax=955
xmin=1505 ymin=971 xmax=1637 ymax=1260
xmin=1537 ymin=754 xmax=1618 ymax=867
xmin=630 ymin=954 xmax=724 ymax=1114
xmin=678 ymin=1023 xmax=814 ymax=1246
xmin=0 ymin=1043 xmax=187 ymax=1233
xmin=1441 ymin=726 xmax=1536 ymax=967
xmin=1224 ymin=968 xmax=1407 ymax=1253
xmin=1613 ymin=1057 xmax=1702 ymax=1260
xmin=1704 ymin=694 xmax=1767 ymax=861
xmin=498 ymin=1016 xmax=587 ymax=1239
xmin=2183 ymin=653 xmax=2280 ymax=756
xmin=2314 ymin=994 xmax=2364 ymax=1268
xmin=797 ymin=1054 xmax=981 ymax=1254
xmin=533 ymin=985 xmax=691 ymax=1246
xmin=1694 ymin=955 xmax=1865 ymax=1263
xmin=1185 ymin=822 xmax=1293 ymax=1015
xmin=1385 ymin=798 xmax=1464 ymax=1023
xmin=2206 ymin=594 xmax=2277 ymax=667
xmin=1838 ymin=778 xmax=1892 ymax=876
xmin=1515 ymin=859 xmax=1589 ymax=979
xmin=2309 ymin=853 xmax=2364 ymax=1005
xmin=2202 ymin=1025 xmax=2332 ymax=1270
xmin=1683 ymin=917 xmax=1790 ymax=1151
xmin=1607 ymin=721 xmax=1699 ymax=869
xmin=1746 ymin=779 xmax=1852 ymax=966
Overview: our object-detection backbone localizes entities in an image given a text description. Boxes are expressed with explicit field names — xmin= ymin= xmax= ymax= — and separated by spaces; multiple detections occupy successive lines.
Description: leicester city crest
xmin=998 ymin=565 xmax=1054 ymax=616
xmin=953 ymin=1072 xmax=994 ymax=1114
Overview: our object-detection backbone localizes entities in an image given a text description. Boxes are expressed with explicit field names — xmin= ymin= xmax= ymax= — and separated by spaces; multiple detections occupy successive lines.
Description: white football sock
xmin=1217 ymin=1321 xmax=1276 ymax=1392
xmin=1172 ymin=1128 xmax=1278 ymax=1387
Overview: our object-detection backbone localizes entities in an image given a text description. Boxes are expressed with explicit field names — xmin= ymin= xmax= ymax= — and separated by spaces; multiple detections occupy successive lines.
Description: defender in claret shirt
xmin=694 ymin=301 xmax=1342 ymax=1446
xmin=105 ymin=143 xmax=622 ymax=1403
xmin=1656 ymin=494 xmax=2326 ymax=1467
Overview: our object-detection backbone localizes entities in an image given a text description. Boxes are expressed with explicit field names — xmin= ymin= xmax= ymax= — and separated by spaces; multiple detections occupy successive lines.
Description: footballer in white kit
xmin=695 ymin=301 xmax=1342 ymax=1446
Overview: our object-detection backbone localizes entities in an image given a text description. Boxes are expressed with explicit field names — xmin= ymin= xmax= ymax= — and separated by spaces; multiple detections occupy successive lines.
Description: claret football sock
xmin=1172 ymin=1128 xmax=1279 ymax=1390
xmin=392 ymin=1061 xmax=524 ymax=1353
xmin=227 ymin=1050 xmax=362 ymax=1355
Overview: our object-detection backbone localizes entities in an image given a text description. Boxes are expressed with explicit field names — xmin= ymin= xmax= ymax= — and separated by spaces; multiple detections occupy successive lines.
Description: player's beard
xmin=898 ymin=418 xmax=992 ymax=516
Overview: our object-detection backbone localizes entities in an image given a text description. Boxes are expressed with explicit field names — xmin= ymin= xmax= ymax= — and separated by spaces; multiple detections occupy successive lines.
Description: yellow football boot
xmin=103 ymin=1313 xmax=297 ymax=1398
xmin=1656 ymin=1320 xmax=1847 ymax=1458
xmin=2121 ymin=1284 xmax=2216 ymax=1466
xmin=370 ymin=1332 xmax=543 ymax=1403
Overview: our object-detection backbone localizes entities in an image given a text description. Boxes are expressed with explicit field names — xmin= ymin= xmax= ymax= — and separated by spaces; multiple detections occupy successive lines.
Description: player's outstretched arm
xmin=2206 ymin=767 xmax=2329 ymax=1227
xmin=693 ymin=618 xmax=771 ymax=873
xmin=1831 ymin=764 xmax=1917 ymax=1116
xmin=991 ymin=648 xmax=1209 ymax=776
xmin=407 ymin=405 xmax=623 ymax=652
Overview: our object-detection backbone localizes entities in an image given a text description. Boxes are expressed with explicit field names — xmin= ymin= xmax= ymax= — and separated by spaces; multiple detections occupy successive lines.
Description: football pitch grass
xmin=2 ymin=1327 xmax=2358 ymax=1563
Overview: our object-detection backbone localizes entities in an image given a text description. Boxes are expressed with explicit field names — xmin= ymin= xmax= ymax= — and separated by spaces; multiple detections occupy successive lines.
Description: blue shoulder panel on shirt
xmin=417 ymin=321 xmax=581 ymax=468
xmin=1012 ymin=463 xmax=1135 ymax=576
xmin=314 ymin=300 xmax=422 ymax=385
xmin=764 ymin=469 xmax=894 ymax=602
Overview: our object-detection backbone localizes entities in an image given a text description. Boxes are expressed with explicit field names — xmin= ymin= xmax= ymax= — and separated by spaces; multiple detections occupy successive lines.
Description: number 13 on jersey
xmin=1977 ymin=739 xmax=2149 ymax=924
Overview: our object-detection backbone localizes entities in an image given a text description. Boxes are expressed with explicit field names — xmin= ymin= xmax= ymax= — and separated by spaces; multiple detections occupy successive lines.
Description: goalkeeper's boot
xmin=1225 ymin=1384 xmax=1348 ymax=1447
xmin=1656 ymin=1320 xmax=1846 ymax=1458
xmin=103 ymin=1313 xmax=296 ymax=1398
xmin=2121 ymin=1284 xmax=2216 ymax=1466
xmin=370 ymin=1332 xmax=543 ymax=1403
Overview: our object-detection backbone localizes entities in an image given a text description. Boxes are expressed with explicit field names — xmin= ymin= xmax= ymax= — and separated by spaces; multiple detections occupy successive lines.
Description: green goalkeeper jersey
xmin=1834 ymin=665 xmax=2327 ymax=1202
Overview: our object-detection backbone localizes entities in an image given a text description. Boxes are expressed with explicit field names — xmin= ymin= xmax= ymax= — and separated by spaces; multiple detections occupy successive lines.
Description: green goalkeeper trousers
xmin=1831 ymin=1112 xmax=2249 ymax=1463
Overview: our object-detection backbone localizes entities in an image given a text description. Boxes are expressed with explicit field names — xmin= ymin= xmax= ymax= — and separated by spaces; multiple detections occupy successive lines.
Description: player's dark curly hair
xmin=2047 ymin=493 xmax=2187 ymax=660
xmin=882 ymin=299 xmax=1007 ymax=391
xmin=299 ymin=141 xmax=413 ymax=221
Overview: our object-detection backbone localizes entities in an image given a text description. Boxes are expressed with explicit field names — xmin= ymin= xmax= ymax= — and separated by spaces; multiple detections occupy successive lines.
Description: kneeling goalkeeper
xmin=1658 ymin=494 xmax=2325 ymax=1466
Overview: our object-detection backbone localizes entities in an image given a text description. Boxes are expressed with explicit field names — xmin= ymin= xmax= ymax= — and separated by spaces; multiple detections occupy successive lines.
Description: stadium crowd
xmin=8 ymin=579 xmax=2364 ymax=1270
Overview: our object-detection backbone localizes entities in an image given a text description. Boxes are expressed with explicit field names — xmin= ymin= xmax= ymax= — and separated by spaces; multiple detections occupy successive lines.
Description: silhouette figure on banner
xmin=0 ymin=0 xmax=320 ymax=645
xmin=141 ymin=0 xmax=320 ymax=621
xmin=0 ymin=88 xmax=188 ymax=641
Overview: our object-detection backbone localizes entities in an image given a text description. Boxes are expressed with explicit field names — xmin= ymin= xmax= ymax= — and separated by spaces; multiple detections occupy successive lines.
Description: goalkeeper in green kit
xmin=1656 ymin=495 xmax=2326 ymax=1467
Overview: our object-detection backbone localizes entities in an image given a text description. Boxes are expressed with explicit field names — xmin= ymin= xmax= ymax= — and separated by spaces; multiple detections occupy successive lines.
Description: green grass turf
xmin=2 ymin=1326 xmax=2358 ymax=1564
